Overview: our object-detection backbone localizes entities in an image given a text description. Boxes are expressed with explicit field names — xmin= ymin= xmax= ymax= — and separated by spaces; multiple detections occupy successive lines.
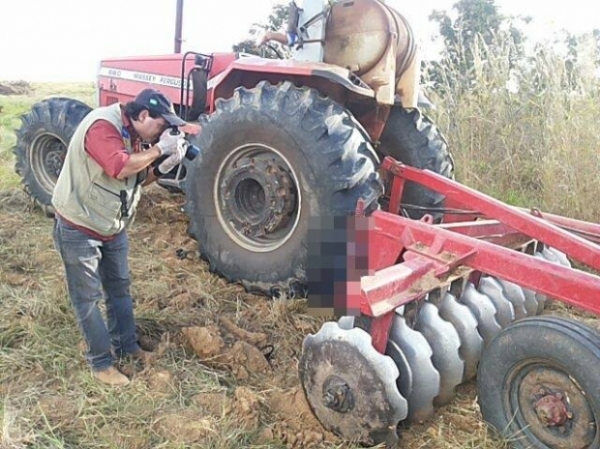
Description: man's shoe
xmin=131 ymin=348 xmax=154 ymax=363
xmin=93 ymin=366 xmax=130 ymax=386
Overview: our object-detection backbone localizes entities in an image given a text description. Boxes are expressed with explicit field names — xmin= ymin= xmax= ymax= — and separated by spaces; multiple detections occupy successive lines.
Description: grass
xmin=0 ymin=82 xmax=96 ymax=192
xmin=424 ymin=32 xmax=600 ymax=223
xmin=1 ymin=41 xmax=600 ymax=449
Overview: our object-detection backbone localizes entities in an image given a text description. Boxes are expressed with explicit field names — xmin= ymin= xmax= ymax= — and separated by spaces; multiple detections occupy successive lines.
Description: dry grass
xmin=424 ymin=32 xmax=600 ymax=223
xmin=0 ymin=184 xmax=518 ymax=449
xmin=1 ymin=61 xmax=599 ymax=449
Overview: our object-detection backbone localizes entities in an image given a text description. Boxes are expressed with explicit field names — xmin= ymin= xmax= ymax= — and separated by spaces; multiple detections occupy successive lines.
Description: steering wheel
xmin=259 ymin=43 xmax=285 ymax=60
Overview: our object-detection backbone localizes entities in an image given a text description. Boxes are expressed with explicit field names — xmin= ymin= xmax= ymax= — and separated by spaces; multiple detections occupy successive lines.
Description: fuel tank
xmin=322 ymin=0 xmax=419 ymax=107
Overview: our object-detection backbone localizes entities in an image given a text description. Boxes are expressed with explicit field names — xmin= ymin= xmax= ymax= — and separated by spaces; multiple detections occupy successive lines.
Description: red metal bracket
xmin=357 ymin=158 xmax=600 ymax=354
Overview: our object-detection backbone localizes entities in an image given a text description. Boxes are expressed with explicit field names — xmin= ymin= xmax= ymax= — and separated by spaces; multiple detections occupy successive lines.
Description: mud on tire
xmin=183 ymin=80 xmax=383 ymax=297
xmin=377 ymin=106 xmax=454 ymax=221
xmin=13 ymin=97 xmax=92 ymax=217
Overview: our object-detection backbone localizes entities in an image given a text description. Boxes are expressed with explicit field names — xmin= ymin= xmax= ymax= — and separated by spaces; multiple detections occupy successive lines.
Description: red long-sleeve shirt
xmin=56 ymin=108 xmax=141 ymax=240
xmin=84 ymin=110 xmax=141 ymax=177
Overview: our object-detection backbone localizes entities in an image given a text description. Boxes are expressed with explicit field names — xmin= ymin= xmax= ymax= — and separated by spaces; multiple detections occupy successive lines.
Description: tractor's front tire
xmin=377 ymin=106 xmax=454 ymax=221
xmin=13 ymin=97 xmax=92 ymax=217
xmin=183 ymin=81 xmax=383 ymax=297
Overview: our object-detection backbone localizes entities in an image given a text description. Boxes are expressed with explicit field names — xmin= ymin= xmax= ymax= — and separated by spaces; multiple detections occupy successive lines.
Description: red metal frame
xmin=355 ymin=157 xmax=600 ymax=354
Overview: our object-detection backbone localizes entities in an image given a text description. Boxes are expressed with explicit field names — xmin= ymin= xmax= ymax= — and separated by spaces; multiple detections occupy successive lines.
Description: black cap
xmin=134 ymin=88 xmax=186 ymax=126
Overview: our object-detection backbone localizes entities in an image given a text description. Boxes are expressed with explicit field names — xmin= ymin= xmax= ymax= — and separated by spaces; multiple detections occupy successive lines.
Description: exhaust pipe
xmin=174 ymin=0 xmax=184 ymax=53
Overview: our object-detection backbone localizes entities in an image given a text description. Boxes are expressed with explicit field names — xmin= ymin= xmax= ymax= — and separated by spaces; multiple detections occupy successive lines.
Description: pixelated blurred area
xmin=306 ymin=214 xmax=375 ymax=317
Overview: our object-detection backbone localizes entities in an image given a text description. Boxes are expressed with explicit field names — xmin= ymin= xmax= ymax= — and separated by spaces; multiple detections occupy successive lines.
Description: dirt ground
xmin=1 ymin=83 xmax=599 ymax=448
xmin=0 ymin=183 xmax=522 ymax=449
xmin=0 ymin=81 xmax=32 ymax=96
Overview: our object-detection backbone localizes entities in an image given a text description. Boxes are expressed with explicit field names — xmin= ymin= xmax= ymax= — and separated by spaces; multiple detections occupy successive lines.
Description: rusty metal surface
xmin=517 ymin=367 xmax=595 ymax=447
xmin=322 ymin=0 xmax=418 ymax=105
xmin=323 ymin=0 xmax=392 ymax=75
xmin=299 ymin=322 xmax=407 ymax=446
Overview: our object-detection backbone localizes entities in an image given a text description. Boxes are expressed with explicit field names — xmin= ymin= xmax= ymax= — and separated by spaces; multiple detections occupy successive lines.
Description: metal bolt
xmin=322 ymin=376 xmax=354 ymax=413
xmin=323 ymin=391 xmax=336 ymax=408
xmin=534 ymin=394 xmax=571 ymax=427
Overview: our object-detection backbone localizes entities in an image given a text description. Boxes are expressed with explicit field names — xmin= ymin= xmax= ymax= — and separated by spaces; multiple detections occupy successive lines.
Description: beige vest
xmin=51 ymin=103 xmax=142 ymax=236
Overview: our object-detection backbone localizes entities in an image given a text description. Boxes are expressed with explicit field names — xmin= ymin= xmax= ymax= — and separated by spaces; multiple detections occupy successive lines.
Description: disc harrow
xmin=299 ymin=157 xmax=600 ymax=448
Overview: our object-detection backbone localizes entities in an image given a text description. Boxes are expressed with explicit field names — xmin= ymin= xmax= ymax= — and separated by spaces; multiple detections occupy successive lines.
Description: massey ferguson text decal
xmin=98 ymin=67 xmax=199 ymax=91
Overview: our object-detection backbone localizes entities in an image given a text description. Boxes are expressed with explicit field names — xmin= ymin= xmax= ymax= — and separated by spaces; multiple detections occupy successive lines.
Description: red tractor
xmin=13 ymin=0 xmax=452 ymax=298
xmin=13 ymin=1 xmax=600 ymax=447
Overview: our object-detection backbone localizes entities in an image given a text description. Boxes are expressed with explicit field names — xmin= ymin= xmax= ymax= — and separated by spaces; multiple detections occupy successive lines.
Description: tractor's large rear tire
xmin=377 ymin=106 xmax=454 ymax=221
xmin=183 ymin=81 xmax=383 ymax=297
xmin=13 ymin=97 xmax=92 ymax=217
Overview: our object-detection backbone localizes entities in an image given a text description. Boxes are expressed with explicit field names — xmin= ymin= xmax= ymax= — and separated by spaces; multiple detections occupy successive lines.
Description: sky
xmin=0 ymin=0 xmax=598 ymax=82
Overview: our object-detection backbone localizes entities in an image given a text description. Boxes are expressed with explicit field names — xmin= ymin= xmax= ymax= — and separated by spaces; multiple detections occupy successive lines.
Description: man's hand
xmin=155 ymin=138 xmax=187 ymax=176
xmin=257 ymin=30 xmax=290 ymax=47
xmin=156 ymin=128 xmax=185 ymax=156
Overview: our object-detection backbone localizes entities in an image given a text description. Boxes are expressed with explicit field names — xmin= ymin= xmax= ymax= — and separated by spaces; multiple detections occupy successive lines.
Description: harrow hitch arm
xmin=381 ymin=156 xmax=600 ymax=269
xmin=352 ymin=157 xmax=600 ymax=354
xmin=357 ymin=212 xmax=600 ymax=319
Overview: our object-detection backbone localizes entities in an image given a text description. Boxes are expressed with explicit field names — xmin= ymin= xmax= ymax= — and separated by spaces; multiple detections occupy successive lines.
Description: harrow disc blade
xmin=414 ymin=302 xmax=464 ymax=407
xmin=389 ymin=312 xmax=440 ymax=424
xmin=337 ymin=315 xmax=415 ymax=402
xmin=521 ymin=286 xmax=540 ymax=316
xmin=525 ymin=246 xmax=572 ymax=315
xmin=438 ymin=291 xmax=483 ymax=382
xmin=299 ymin=322 xmax=407 ymax=446
xmin=542 ymin=246 xmax=571 ymax=267
xmin=495 ymin=278 xmax=528 ymax=320
xmin=477 ymin=276 xmax=515 ymax=328
xmin=533 ymin=252 xmax=550 ymax=311
xmin=459 ymin=282 xmax=502 ymax=346
xmin=386 ymin=339 xmax=414 ymax=400
xmin=337 ymin=316 xmax=355 ymax=330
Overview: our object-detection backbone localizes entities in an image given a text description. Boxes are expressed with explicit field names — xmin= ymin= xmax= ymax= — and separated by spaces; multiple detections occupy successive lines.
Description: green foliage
xmin=0 ymin=82 xmax=95 ymax=191
xmin=231 ymin=1 xmax=344 ymax=59
xmin=232 ymin=2 xmax=291 ymax=59
xmin=426 ymin=0 xmax=529 ymax=91
xmin=424 ymin=28 xmax=600 ymax=222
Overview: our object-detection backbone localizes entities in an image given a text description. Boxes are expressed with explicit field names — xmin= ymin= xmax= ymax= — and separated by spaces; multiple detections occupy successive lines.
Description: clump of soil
xmin=181 ymin=325 xmax=225 ymax=360
xmin=226 ymin=340 xmax=271 ymax=381
xmin=37 ymin=395 xmax=77 ymax=426
xmin=265 ymin=387 xmax=334 ymax=448
xmin=192 ymin=390 xmax=230 ymax=416
xmin=146 ymin=368 xmax=176 ymax=394
xmin=0 ymin=80 xmax=32 ymax=96
xmin=219 ymin=316 xmax=268 ymax=347
xmin=180 ymin=322 xmax=272 ymax=381
xmin=154 ymin=411 xmax=216 ymax=444
xmin=227 ymin=386 xmax=263 ymax=430
xmin=178 ymin=321 xmax=338 ymax=446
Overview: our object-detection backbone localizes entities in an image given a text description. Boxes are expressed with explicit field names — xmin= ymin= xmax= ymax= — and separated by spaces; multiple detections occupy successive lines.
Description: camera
xmin=180 ymin=138 xmax=200 ymax=161
xmin=169 ymin=126 xmax=200 ymax=161
xmin=149 ymin=127 xmax=201 ymax=179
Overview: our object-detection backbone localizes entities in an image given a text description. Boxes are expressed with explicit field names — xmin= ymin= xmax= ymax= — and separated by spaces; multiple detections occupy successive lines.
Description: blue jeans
xmin=52 ymin=217 xmax=141 ymax=371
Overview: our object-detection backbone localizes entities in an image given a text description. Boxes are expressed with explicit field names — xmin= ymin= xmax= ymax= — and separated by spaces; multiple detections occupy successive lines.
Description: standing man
xmin=51 ymin=88 xmax=193 ymax=386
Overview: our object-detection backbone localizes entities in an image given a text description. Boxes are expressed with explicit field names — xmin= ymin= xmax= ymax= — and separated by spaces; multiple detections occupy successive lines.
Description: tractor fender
xmin=206 ymin=57 xmax=375 ymax=113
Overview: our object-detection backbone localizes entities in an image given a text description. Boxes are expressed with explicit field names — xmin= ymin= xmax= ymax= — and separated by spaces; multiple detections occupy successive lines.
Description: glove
xmin=154 ymin=138 xmax=187 ymax=176
xmin=156 ymin=128 xmax=185 ymax=156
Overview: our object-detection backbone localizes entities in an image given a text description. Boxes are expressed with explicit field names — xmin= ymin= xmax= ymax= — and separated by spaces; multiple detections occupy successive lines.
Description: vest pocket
xmin=85 ymin=182 xmax=124 ymax=232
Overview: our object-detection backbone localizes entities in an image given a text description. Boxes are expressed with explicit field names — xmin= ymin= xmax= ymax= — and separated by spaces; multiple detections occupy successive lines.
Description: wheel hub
xmin=514 ymin=365 xmax=595 ymax=447
xmin=44 ymin=145 xmax=65 ymax=179
xmin=322 ymin=375 xmax=355 ymax=413
xmin=534 ymin=391 xmax=572 ymax=427
xmin=216 ymin=145 xmax=300 ymax=252
xmin=31 ymin=133 xmax=67 ymax=191
xmin=299 ymin=322 xmax=407 ymax=446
